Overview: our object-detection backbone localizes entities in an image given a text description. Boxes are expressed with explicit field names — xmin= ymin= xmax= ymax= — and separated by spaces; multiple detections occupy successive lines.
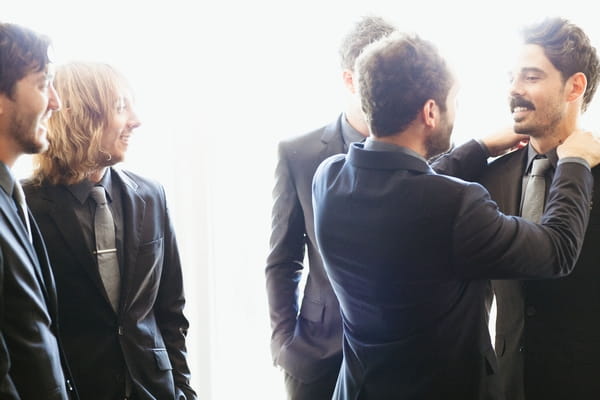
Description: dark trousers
xmin=284 ymin=368 xmax=339 ymax=400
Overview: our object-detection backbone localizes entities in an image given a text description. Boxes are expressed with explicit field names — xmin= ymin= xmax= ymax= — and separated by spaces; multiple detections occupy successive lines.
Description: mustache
xmin=510 ymin=97 xmax=535 ymax=111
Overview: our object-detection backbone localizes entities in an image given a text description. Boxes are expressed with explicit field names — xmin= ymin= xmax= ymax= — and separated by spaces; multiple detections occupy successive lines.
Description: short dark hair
xmin=0 ymin=22 xmax=51 ymax=98
xmin=356 ymin=32 xmax=454 ymax=137
xmin=338 ymin=15 xmax=396 ymax=71
xmin=522 ymin=17 xmax=600 ymax=112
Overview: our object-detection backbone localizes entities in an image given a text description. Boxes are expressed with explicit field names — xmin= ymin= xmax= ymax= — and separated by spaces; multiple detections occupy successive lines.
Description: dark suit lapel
xmin=318 ymin=115 xmax=346 ymax=161
xmin=0 ymin=192 xmax=55 ymax=316
xmin=487 ymin=148 xmax=528 ymax=215
xmin=0 ymin=192 xmax=40 ymax=270
xmin=29 ymin=215 xmax=59 ymax=318
xmin=113 ymin=169 xmax=146 ymax=312
xmin=43 ymin=185 xmax=105 ymax=295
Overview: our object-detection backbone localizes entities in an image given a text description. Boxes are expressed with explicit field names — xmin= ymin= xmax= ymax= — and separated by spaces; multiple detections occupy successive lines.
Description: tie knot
xmin=90 ymin=186 xmax=108 ymax=206
xmin=531 ymin=157 xmax=551 ymax=177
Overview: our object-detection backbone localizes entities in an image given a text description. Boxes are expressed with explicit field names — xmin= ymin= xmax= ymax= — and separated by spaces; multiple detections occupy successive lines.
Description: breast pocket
xmin=153 ymin=348 xmax=173 ymax=371
xmin=139 ymin=237 xmax=164 ymax=255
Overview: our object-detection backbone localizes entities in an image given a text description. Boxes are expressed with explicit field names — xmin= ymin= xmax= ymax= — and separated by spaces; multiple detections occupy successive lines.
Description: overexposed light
xmin=5 ymin=1 xmax=600 ymax=399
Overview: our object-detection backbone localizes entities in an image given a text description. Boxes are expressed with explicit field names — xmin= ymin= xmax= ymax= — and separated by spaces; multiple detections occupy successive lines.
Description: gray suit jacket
xmin=266 ymin=114 xmax=493 ymax=382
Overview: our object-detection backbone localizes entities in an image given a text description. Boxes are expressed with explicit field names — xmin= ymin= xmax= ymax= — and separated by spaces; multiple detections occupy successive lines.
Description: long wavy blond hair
xmin=32 ymin=61 xmax=129 ymax=185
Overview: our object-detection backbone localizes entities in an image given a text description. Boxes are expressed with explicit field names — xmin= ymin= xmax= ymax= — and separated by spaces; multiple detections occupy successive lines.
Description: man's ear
xmin=566 ymin=72 xmax=587 ymax=103
xmin=342 ymin=69 xmax=357 ymax=94
xmin=422 ymin=99 xmax=438 ymax=129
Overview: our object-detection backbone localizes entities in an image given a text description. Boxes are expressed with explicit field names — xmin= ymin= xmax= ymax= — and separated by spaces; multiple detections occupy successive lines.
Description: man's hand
xmin=480 ymin=126 xmax=529 ymax=157
xmin=557 ymin=129 xmax=600 ymax=167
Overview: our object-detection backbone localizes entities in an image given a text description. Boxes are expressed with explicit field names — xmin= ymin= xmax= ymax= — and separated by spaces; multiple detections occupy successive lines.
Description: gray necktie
xmin=521 ymin=157 xmax=552 ymax=223
xmin=13 ymin=180 xmax=32 ymax=243
xmin=90 ymin=186 xmax=120 ymax=311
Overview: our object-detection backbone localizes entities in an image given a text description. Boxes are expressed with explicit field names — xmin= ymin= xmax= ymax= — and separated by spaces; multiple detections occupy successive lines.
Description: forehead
xmin=512 ymin=44 xmax=558 ymax=75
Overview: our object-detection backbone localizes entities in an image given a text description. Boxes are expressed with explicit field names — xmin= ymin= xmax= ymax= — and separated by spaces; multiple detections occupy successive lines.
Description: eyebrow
xmin=519 ymin=67 xmax=547 ymax=76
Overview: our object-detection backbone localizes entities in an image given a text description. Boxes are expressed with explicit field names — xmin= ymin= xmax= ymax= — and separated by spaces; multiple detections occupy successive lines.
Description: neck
xmin=372 ymin=126 xmax=426 ymax=157
xmin=0 ymin=135 xmax=20 ymax=168
xmin=88 ymin=167 xmax=108 ymax=183
xmin=345 ymin=103 xmax=369 ymax=137
xmin=529 ymin=113 xmax=580 ymax=154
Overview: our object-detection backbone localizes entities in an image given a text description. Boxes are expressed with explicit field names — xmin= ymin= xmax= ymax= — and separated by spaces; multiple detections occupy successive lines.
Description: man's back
xmin=313 ymin=142 xmax=593 ymax=399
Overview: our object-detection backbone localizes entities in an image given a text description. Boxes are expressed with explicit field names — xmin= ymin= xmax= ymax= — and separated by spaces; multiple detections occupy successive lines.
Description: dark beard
xmin=425 ymin=125 xmax=453 ymax=159
xmin=10 ymin=112 xmax=47 ymax=155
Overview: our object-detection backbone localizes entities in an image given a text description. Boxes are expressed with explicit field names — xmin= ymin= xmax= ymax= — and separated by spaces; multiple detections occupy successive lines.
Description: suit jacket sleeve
xmin=431 ymin=139 xmax=488 ymax=181
xmin=265 ymin=141 xmax=305 ymax=361
xmin=451 ymin=161 xmax=593 ymax=279
xmin=0 ymin=250 xmax=19 ymax=400
xmin=154 ymin=187 xmax=197 ymax=400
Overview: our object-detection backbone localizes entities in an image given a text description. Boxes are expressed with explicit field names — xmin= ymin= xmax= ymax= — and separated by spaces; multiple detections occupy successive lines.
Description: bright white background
xmin=5 ymin=1 xmax=600 ymax=399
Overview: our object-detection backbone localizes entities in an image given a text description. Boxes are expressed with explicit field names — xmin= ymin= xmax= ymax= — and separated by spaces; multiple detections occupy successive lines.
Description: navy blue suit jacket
xmin=312 ymin=143 xmax=593 ymax=399
xmin=266 ymin=114 xmax=492 ymax=383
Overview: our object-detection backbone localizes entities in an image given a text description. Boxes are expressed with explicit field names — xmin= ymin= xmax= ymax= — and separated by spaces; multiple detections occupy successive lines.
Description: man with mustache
xmin=479 ymin=17 xmax=600 ymax=399
xmin=312 ymin=30 xmax=600 ymax=399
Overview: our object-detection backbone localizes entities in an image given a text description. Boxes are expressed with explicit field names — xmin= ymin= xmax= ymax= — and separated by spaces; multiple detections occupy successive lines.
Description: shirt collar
xmin=364 ymin=137 xmax=427 ymax=162
xmin=525 ymin=143 xmax=558 ymax=173
xmin=67 ymin=168 xmax=114 ymax=204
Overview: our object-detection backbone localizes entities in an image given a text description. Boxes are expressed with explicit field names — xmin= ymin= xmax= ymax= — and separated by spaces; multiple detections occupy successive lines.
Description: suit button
xmin=118 ymin=326 xmax=124 ymax=335
xmin=526 ymin=305 xmax=536 ymax=317
xmin=519 ymin=346 xmax=525 ymax=353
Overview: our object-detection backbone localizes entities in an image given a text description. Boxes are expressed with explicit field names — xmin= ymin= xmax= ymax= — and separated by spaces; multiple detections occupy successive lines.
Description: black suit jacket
xmin=266 ymin=114 xmax=505 ymax=383
xmin=0 ymin=184 xmax=76 ymax=400
xmin=23 ymin=168 xmax=196 ymax=400
xmin=480 ymin=147 xmax=600 ymax=400
xmin=312 ymin=143 xmax=593 ymax=399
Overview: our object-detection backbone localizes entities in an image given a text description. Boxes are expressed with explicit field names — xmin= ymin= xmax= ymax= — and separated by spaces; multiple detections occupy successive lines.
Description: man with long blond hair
xmin=24 ymin=61 xmax=197 ymax=400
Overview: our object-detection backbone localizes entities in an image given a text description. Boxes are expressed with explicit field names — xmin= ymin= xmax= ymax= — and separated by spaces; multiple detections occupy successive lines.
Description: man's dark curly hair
xmin=522 ymin=17 xmax=600 ymax=112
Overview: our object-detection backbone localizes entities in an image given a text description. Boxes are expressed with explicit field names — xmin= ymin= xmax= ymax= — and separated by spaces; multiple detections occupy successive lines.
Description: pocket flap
xmin=299 ymin=298 xmax=324 ymax=323
xmin=153 ymin=348 xmax=172 ymax=371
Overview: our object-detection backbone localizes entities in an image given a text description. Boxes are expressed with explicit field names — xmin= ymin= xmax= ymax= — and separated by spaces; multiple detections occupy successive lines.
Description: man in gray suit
xmin=0 ymin=22 xmax=77 ymax=399
xmin=265 ymin=15 xmax=527 ymax=399
xmin=265 ymin=16 xmax=398 ymax=399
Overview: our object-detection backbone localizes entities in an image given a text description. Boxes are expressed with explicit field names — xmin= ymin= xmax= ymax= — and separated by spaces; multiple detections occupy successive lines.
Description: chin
xmin=23 ymin=140 xmax=48 ymax=155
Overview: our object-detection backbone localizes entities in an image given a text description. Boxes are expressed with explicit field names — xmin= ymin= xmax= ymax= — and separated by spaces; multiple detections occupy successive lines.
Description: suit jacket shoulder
xmin=113 ymin=168 xmax=164 ymax=198
xmin=480 ymin=148 xmax=527 ymax=182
